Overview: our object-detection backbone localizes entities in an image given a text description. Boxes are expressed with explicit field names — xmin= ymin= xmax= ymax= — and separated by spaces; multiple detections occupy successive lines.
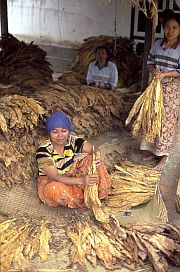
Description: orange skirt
xmin=37 ymin=155 xmax=111 ymax=208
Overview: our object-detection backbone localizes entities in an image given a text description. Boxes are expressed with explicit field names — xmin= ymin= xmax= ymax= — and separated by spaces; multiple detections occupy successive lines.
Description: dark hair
xmin=163 ymin=12 xmax=180 ymax=27
xmin=159 ymin=9 xmax=175 ymax=22
xmin=95 ymin=45 xmax=109 ymax=54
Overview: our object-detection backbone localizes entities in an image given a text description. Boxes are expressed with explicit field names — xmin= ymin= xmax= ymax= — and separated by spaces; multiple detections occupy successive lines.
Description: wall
xmin=7 ymin=0 xmax=132 ymax=72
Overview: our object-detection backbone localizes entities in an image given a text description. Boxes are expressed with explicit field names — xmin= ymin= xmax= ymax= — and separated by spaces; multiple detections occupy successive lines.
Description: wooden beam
xmin=141 ymin=16 xmax=153 ymax=91
xmin=0 ymin=0 xmax=8 ymax=36
xmin=141 ymin=0 xmax=159 ymax=91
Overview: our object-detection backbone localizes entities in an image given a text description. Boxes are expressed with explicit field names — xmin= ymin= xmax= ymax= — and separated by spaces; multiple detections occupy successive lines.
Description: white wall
xmin=7 ymin=0 xmax=131 ymax=46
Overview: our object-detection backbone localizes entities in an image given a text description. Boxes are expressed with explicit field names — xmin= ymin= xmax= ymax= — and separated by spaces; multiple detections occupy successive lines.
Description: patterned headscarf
xmin=46 ymin=111 xmax=73 ymax=134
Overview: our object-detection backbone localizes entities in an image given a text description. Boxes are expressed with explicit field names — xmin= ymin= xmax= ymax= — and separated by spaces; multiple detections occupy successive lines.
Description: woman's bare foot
xmin=154 ymin=156 xmax=167 ymax=171
xmin=143 ymin=154 xmax=156 ymax=161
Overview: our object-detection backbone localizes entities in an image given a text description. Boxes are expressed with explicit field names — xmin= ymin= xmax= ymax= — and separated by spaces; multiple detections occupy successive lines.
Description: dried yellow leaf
xmin=39 ymin=222 xmax=51 ymax=261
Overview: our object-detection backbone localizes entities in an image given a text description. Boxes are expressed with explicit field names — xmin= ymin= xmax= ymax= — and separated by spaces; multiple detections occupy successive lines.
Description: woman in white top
xmin=86 ymin=45 xmax=118 ymax=90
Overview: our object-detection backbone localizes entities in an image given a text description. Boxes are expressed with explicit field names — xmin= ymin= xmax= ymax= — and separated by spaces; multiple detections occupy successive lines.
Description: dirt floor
xmin=1 ymin=129 xmax=180 ymax=272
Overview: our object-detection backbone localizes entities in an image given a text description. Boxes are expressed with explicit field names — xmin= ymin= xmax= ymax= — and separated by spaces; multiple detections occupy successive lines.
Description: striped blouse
xmin=147 ymin=39 xmax=180 ymax=76
xmin=36 ymin=135 xmax=85 ymax=176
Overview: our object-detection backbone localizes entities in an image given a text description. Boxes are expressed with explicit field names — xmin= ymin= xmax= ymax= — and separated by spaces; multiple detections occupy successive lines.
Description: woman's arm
xmin=86 ymin=63 xmax=94 ymax=85
xmin=109 ymin=63 xmax=118 ymax=89
xmin=43 ymin=165 xmax=98 ymax=185
xmin=82 ymin=141 xmax=94 ymax=154
xmin=147 ymin=64 xmax=179 ymax=80
xmin=81 ymin=141 xmax=100 ymax=155
xmin=155 ymin=70 xmax=179 ymax=81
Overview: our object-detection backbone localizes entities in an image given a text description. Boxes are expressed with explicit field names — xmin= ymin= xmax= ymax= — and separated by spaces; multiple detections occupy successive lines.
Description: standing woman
xmin=140 ymin=12 xmax=180 ymax=170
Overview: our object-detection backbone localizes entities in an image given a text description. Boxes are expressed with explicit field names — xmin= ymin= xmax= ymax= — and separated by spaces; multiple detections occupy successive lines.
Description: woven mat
xmin=116 ymin=186 xmax=168 ymax=224
xmin=0 ymin=181 xmax=77 ymax=224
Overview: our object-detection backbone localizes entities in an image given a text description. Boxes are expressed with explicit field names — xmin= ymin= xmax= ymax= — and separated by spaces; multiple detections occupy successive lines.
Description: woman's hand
xmin=154 ymin=72 xmax=166 ymax=81
xmin=82 ymin=174 xmax=99 ymax=185
xmin=155 ymin=70 xmax=178 ymax=80
xmin=148 ymin=66 xmax=164 ymax=80
xmin=147 ymin=65 xmax=159 ymax=76
xmin=151 ymin=68 xmax=160 ymax=77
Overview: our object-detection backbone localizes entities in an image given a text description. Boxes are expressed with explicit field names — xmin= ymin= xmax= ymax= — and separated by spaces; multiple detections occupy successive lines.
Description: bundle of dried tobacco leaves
xmin=107 ymin=161 xmax=160 ymax=212
xmin=0 ymin=216 xmax=51 ymax=272
xmin=66 ymin=216 xmax=180 ymax=272
xmin=0 ymin=34 xmax=53 ymax=88
xmin=0 ymin=94 xmax=45 ymax=188
xmin=58 ymin=35 xmax=142 ymax=87
xmin=0 ymin=84 xmax=125 ymax=187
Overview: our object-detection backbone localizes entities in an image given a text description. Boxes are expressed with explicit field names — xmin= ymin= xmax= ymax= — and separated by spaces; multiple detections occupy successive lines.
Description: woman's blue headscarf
xmin=46 ymin=111 xmax=73 ymax=134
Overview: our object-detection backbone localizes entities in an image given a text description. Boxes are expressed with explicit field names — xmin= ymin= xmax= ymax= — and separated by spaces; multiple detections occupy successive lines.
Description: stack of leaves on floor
xmin=66 ymin=216 xmax=180 ymax=272
xmin=0 ymin=34 xmax=53 ymax=88
xmin=1 ymin=213 xmax=179 ymax=272
xmin=0 ymin=215 xmax=70 ymax=272
xmin=106 ymin=161 xmax=159 ymax=212
xmin=0 ymin=94 xmax=45 ymax=188
xmin=126 ymin=79 xmax=164 ymax=142
xmin=0 ymin=86 xmax=125 ymax=188
xmin=0 ymin=216 xmax=51 ymax=271
xmin=31 ymin=82 xmax=126 ymax=137
xmin=58 ymin=35 xmax=142 ymax=87
xmin=66 ymin=159 xmax=179 ymax=272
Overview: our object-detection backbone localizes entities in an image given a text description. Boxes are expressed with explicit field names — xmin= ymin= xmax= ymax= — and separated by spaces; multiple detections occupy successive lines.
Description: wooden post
xmin=141 ymin=15 xmax=153 ymax=91
xmin=141 ymin=0 xmax=159 ymax=91
xmin=0 ymin=0 xmax=8 ymax=36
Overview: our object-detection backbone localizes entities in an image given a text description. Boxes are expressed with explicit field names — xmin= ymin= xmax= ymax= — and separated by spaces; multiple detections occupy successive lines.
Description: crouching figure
xmin=36 ymin=111 xmax=111 ymax=208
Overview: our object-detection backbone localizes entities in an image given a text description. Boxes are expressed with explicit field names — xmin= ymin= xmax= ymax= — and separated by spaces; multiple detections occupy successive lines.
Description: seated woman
xmin=36 ymin=111 xmax=111 ymax=208
xmin=86 ymin=45 xmax=118 ymax=90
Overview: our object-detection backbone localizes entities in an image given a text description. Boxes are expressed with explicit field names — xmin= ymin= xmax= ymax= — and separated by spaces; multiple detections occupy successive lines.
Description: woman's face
xmin=50 ymin=128 xmax=69 ymax=146
xmin=96 ymin=48 xmax=107 ymax=63
xmin=164 ymin=19 xmax=180 ymax=42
